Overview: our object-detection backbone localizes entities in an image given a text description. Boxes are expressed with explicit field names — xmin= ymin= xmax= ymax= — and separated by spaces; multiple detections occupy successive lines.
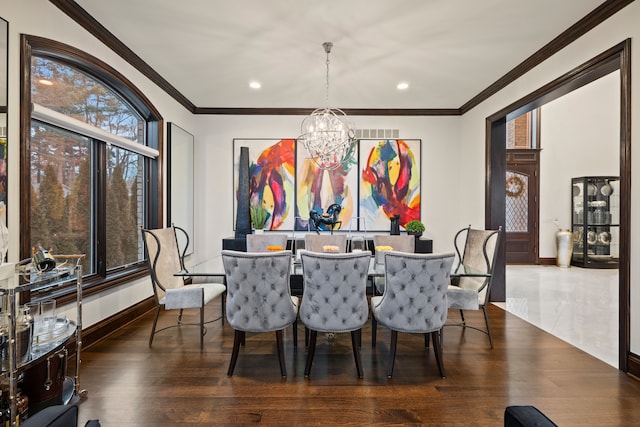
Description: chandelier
xmin=299 ymin=42 xmax=355 ymax=170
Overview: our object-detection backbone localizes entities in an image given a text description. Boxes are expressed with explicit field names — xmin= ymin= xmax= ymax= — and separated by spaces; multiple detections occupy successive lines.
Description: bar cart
xmin=0 ymin=255 xmax=86 ymax=426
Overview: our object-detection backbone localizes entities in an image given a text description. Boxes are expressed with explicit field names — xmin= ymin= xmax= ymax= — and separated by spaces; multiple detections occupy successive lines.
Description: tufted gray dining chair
xmin=299 ymin=250 xmax=371 ymax=378
xmin=246 ymin=233 xmax=288 ymax=252
xmin=141 ymin=226 xmax=226 ymax=349
xmin=446 ymin=226 xmax=501 ymax=348
xmin=370 ymin=251 xmax=455 ymax=378
xmin=221 ymin=250 xmax=299 ymax=378
xmin=372 ymin=234 xmax=416 ymax=295
xmin=303 ymin=234 xmax=348 ymax=253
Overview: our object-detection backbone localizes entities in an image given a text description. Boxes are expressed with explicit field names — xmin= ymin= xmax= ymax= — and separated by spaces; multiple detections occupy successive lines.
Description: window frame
xmin=20 ymin=35 xmax=163 ymax=302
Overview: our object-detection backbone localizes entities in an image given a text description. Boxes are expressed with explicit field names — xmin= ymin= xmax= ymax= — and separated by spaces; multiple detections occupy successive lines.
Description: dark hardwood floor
xmin=72 ymin=304 xmax=640 ymax=426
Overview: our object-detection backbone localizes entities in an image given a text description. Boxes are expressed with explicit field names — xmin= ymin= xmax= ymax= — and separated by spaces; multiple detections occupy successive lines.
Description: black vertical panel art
xmin=235 ymin=146 xmax=252 ymax=238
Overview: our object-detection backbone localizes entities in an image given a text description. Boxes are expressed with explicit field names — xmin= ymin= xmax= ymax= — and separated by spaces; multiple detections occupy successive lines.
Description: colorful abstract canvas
xmin=358 ymin=139 xmax=421 ymax=231
xmin=233 ymin=139 xmax=295 ymax=231
xmin=295 ymin=141 xmax=358 ymax=231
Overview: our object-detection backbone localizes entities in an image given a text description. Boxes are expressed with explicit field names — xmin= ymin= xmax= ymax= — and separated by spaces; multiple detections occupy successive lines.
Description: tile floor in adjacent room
xmin=496 ymin=264 xmax=618 ymax=367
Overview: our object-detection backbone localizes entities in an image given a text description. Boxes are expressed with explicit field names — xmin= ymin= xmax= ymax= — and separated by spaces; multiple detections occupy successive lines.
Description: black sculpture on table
xmin=309 ymin=204 xmax=342 ymax=234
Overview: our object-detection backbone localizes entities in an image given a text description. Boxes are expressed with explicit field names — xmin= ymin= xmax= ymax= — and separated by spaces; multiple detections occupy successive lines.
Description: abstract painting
xmin=233 ymin=139 xmax=295 ymax=231
xmin=295 ymin=141 xmax=358 ymax=231
xmin=359 ymin=139 xmax=421 ymax=231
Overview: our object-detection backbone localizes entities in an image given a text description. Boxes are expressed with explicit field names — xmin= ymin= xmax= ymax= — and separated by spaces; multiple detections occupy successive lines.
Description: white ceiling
xmin=74 ymin=0 xmax=605 ymax=110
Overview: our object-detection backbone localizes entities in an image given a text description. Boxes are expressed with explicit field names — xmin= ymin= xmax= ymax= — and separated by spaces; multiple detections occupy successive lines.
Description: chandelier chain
xmin=324 ymin=42 xmax=332 ymax=106
xmin=299 ymin=41 xmax=354 ymax=170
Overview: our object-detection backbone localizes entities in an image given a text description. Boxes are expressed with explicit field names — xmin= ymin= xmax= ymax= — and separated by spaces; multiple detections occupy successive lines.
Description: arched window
xmin=21 ymin=36 xmax=161 ymax=294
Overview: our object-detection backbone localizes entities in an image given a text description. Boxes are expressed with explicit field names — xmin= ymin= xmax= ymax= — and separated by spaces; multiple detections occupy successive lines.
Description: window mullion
xmin=95 ymin=139 xmax=107 ymax=276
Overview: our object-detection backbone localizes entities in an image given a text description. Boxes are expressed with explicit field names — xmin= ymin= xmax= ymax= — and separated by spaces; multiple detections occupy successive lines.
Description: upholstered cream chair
xmin=246 ymin=233 xmax=288 ymax=252
xmin=370 ymin=251 xmax=455 ymax=378
xmin=446 ymin=226 xmax=501 ymax=348
xmin=304 ymin=234 xmax=348 ymax=253
xmin=299 ymin=250 xmax=371 ymax=378
xmin=141 ymin=226 xmax=226 ymax=348
xmin=372 ymin=235 xmax=415 ymax=253
xmin=222 ymin=250 xmax=299 ymax=378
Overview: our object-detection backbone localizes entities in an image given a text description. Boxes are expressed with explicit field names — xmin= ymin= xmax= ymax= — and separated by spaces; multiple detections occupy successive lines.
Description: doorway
xmin=505 ymin=110 xmax=541 ymax=264
xmin=506 ymin=150 xmax=540 ymax=264
xmin=486 ymin=40 xmax=631 ymax=372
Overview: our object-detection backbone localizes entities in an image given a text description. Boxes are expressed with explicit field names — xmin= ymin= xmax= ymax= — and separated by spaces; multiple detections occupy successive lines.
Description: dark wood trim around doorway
xmin=486 ymin=39 xmax=631 ymax=373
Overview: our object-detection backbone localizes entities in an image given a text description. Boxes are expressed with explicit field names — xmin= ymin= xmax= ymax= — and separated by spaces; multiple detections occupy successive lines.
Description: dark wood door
xmin=506 ymin=150 xmax=540 ymax=264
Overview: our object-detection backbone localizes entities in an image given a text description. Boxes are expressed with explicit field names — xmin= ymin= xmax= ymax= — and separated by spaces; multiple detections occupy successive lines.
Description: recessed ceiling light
xmin=38 ymin=79 xmax=53 ymax=86
xmin=397 ymin=82 xmax=409 ymax=90
xmin=249 ymin=81 xmax=261 ymax=89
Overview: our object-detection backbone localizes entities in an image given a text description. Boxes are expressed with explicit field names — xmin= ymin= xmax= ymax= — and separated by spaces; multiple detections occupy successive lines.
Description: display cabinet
xmin=571 ymin=176 xmax=619 ymax=268
xmin=0 ymin=256 xmax=86 ymax=426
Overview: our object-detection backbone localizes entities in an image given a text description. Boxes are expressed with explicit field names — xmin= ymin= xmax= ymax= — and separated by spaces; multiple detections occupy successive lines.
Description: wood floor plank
xmin=69 ymin=304 xmax=640 ymax=426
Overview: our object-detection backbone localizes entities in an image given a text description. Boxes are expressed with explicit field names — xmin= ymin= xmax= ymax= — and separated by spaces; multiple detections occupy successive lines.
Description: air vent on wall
xmin=354 ymin=128 xmax=400 ymax=139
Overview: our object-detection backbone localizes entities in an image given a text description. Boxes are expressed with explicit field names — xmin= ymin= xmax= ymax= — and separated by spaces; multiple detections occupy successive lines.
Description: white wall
xmin=539 ymin=71 xmax=620 ymax=258
xmin=191 ymin=114 xmax=463 ymax=264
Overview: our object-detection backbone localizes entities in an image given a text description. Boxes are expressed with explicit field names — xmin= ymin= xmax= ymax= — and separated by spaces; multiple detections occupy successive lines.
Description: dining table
xmin=174 ymin=253 xmax=490 ymax=296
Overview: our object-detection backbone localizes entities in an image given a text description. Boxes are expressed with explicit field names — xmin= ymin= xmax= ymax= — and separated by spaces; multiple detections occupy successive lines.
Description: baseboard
xmin=66 ymin=297 xmax=155 ymax=356
xmin=82 ymin=297 xmax=155 ymax=348
xmin=538 ymin=258 xmax=556 ymax=265
xmin=627 ymin=352 xmax=640 ymax=378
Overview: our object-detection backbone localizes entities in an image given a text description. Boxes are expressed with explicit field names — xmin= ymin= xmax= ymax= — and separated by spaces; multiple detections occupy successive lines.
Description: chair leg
xmin=221 ymin=294 xmax=225 ymax=326
xmin=227 ymin=330 xmax=244 ymax=376
xmin=482 ymin=305 xmax=494 ymax=349
xmin=431 ymin=331 xmax=446 ymax=378
xmin=371 ymin=315 xmax=377 ymax=348
xmin=304 ymin=330 xmax=318 ymax=378
xmin=459 ymin=309 xmax=466 ymax=325
xmin=200 ymin=306 xmax=205 ymax=349
xmin=305 ymin=326 xmax=309 ymax=348
xmin=177 ymin=308 xmax=184 ymax=324
xmin=424 ymin=333 xmax=430 ymax=349
xmin=276 ymin=330 xmax=287 ymax=378
xmin=293 ymin=320 xmax=298 ymax=350
xmin=351 ymin=330 xmax=364 ymax=379
xmin=387 ymin=330 xmax=398 ymax=379
xmin=149 ymin=305 xmax=161 ymax=347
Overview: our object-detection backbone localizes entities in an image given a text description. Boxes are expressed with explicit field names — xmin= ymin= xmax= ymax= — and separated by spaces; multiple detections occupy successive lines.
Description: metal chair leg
xmin=200 ymin=306 xmax=205 ymax=349
xmin=149 ymin=305 xmax=161 ymax=347
xmin=482 ymin=305 xmax=494 ymax=348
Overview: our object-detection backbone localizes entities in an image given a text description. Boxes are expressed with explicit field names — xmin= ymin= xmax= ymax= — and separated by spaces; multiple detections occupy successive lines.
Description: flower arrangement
xmin=375 ymin=245 xmax=393 ymax=252
xmin=323 ymin=245 xmax=339 ymax=252
xmin=266 ymin=245 xmax=283 ymax=251
xmin=405 ymin=220 xmax=425 ymax=236
xmin=250 ymin=206 xmax=269 ymax=230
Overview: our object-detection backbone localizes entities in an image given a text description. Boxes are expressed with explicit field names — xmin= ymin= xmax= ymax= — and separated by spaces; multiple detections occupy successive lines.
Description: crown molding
xmin=50 ymin=0 xmax=633 ymax=116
